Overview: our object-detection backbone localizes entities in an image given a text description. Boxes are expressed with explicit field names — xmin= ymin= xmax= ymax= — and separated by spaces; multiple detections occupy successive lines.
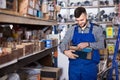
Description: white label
xmin=0 ymin=0 xmax=6 ymax=8
xmin=36 ymin=4 xmax=40 ymax=10
xmin=28 ymin=7 xmax=33 ymax=15
xmin=30 ymin=0 xmax=33 ymax=7
xmin=34 ymin=9 xmax=37 ymax=16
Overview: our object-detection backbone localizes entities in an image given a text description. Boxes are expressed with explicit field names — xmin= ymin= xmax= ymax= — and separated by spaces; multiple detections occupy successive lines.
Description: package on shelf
xmin=48 ymin=11 xmax=54 ymax=20
xmin=52 ymin=39 xmax=58 ymax=47
xmin=33 ymin=9 xmax=37 ymax=16
xmin=44 ymin=29 xmax=52 ymax=39
xmin=106 ymin=25 xmax=114 ymax=38
xmin=33 ymin=0 xmax=41 ymax=17
xmin=18 ymin=0 xmax=35 ymax=16
xmin=33 ymin=40 xmax=40 ymax=52
xmin=107 ymin=43 xmax=115 ymax=55
xmin=41 ymin=0 xmax=48 ymax=14
xmin=55 ymin=5 xmax=61 ymax=12
xmin=39 ymin=30 xmax=46 ymax=40
xmin=42 ymin=0 xmax=56 ymax=20
xmin=92 ymin=0 xmax=98 ymax=6
xmin=44 ymin=39 xmax=53 ymax=48
xmin=114 ymin=26 xmax=119 ymax=38
xmin=33 ymin=40 xmax=45 ymax=52
xmin=99 ymin=48 xmax=108 ymax=55
xmin=21 ymin=42 xmax=34 ymax=55
xmin=43 ymin=13 xmax=50 ymax=20
xmin=43 ymin=38 xmax=58 ymax=48
xmin=46 ymin=34 xmax=60 ymax=44
xmin=33 ymin=0 xmax=40 ymax=10
xmin=0 ymin=48 xmax=17 ymax=65
xmin=0 ymin=0 xmax=17 ymax=11
xmin=48 ymin=1 xmax=55 ymax=20
xmin=18 ymin=62 xmax=42 ymax=80
xmin=1 ymin=47 xmax=12 ymax=55
xmin=13 ymin=44 xmax=25 ymax=58
xmin=39 ymin=41 xmax=45 ymax=51
xmin=40 ymin=67 xmax=62 ymax=80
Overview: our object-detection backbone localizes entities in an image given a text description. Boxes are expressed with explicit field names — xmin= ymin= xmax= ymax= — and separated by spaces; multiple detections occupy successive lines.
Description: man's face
xmin=75 ymin=13 xmax=87 ymax=28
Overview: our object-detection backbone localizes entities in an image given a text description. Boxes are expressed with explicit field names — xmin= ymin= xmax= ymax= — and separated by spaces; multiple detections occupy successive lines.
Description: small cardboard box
xmin=0 ymin=0 xmax=17 ymax=11
xmin=22 ymin=43 xmax=34 ymax=55
xmin=19 ymin=0 xmax=34 ymax=16
xmin=41 ymin=67 xmax=62 ymax=80
xmin=39 ymin=41 xmax=45 ymax=51
xmin=12 ymin=48 xmax=24 ymax=58
xmin=0 ymin=50 xmax=17 ymax=65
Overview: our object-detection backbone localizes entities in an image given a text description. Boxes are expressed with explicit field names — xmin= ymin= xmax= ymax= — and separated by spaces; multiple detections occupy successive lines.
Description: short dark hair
xmin=74 ymin=7 xmax=87 ymax=18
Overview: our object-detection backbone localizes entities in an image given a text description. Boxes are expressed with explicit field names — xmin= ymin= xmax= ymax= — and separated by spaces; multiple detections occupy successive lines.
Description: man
xmin=59 ymin=7 xmax=105 ymax=80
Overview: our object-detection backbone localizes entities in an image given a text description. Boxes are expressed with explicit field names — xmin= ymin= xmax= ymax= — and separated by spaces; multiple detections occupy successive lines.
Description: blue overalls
xmin=69 ymin=23 xmax=100 ymax=80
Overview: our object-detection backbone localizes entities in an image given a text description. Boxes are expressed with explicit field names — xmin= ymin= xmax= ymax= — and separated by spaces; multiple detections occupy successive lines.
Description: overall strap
xmin=74 ymin=25 xmax=79 ymax=33
xmin=89 ymin=23 xmax=93 ymax=33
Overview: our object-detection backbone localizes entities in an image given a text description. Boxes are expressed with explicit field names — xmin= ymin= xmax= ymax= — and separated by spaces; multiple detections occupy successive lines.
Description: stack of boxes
xmin=18 ymin=0 xmax=41 ymax=17
xmin=0 ymin=0 xmax=58 ymax=20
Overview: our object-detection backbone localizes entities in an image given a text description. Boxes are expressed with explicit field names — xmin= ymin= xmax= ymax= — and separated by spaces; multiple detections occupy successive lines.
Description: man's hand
xmin=64 ymin=50 xmax=79 ymax=59
xmin=77 ymin=42 xmax=89 ymax=49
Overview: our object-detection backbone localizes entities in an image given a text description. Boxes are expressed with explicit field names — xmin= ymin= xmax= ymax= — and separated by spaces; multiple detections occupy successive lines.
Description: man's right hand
xmin=64 ymin=50 xmax=79 ymax=59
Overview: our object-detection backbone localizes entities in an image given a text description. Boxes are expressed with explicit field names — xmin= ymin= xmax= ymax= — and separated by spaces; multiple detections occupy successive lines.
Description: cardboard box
xmin=41 ymin=67 xmax=62 ymax=80
xmin=19 ymin=0 xmax=34 ymax=16
xmin=0 ymin=0 xmax=17 ymax=11
xmin=12 ymin=46 xmax=24 ymax=58
xmin=0 ymin=51 xmax=17 ymax=65
xmin=22 ymin=43 xmax=34 ymax=55
xmin=39 ymin=41 xmax=45 ymax=50
xmin=99 ymin=48 xmax=108 ymax=55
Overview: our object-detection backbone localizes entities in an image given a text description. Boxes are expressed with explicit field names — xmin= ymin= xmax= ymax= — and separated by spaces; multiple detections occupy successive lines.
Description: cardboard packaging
xmin=0 ymin=0 xmax=17 ymax=11
xmin=41 ymin=67 xmax=62 ymax=80
xmin=18 ymin=0 xmax=34 ymax=16
xmin=22 ymin=42 xmax=34 ymax=55
xmin=0 ymin=48 xmax=17 ymax=65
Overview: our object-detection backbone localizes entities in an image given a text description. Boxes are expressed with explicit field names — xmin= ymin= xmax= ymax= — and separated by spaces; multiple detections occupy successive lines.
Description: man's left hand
xmin=77 ymin=42 xmax=89 ymax=49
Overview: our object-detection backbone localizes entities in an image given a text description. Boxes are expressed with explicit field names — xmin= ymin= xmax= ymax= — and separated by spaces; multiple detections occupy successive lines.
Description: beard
xmin=80 ymin=20 xmax=88 ymax=27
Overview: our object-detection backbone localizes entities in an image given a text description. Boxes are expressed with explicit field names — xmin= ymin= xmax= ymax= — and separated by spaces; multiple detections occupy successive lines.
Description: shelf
xmin=95 ymin=21 xmax=113 ymax=24
xmin=58 ymin=21 xmax=113 ymax=25
xmin=57 ymin=22 xmax=77 ymax=25
xmin=99 ymin=5 xmax=115 ymax=8
xmin=61 ymin=5 xmax=115 ymax=9
xmin=0 ymin=10 xmax=57 ymax=26
xmin=105 ymin=38 xmax=117 ymax=40
xmin=0 ymin=46 xmax=57 ymax=77
xmin=18 ymin=46 xmax=57 ymax=67
xmin=61 ymin=6 xmax=99 ymax=9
